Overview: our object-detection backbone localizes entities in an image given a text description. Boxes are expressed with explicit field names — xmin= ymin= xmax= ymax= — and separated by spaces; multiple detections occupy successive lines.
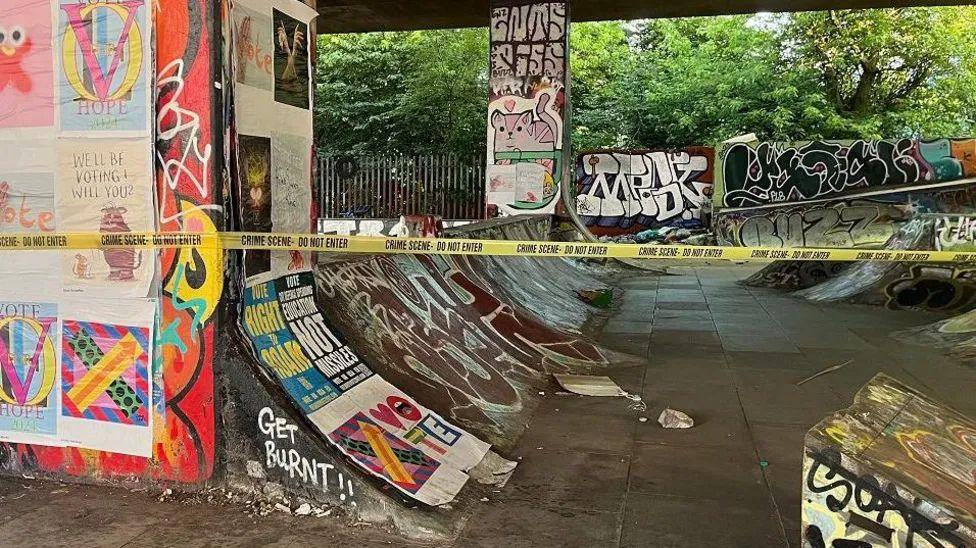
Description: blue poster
xmin=242 ymin=280 xmax=340 ymax=413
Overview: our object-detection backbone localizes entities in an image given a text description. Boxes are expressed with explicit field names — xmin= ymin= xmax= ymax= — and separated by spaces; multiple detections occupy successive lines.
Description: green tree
xmin=569 ymin=22 xmax=631 ymax=149
xmin=313 ymin=8 xmax=976 ymax=157
xmin=597 ymin=16 xmax=833 ymax=148
xmin=784 ymin=7 xmax=976 ymax=139
xmin=314 ymin=29 xmax=488 ymax=156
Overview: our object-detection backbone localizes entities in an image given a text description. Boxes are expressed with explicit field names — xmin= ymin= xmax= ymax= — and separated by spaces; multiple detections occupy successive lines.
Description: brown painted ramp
xmin=314 ymin=244 xmax=628 ymax=448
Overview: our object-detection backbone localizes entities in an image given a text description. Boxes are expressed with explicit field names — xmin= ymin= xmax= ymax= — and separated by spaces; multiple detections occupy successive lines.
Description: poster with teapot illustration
xmin=56 ymin=138 xmax=155 ymax=297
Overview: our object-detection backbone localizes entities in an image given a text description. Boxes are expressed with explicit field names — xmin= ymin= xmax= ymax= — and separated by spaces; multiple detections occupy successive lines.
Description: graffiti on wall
xmin=715 ymin=200 xmax=912 ymax=249
xmin=575 ymin=149 xmax=714 ymax=235
xmin=317 ymin=218 xmax=472 ymax=238
xmin=719 ymin=138 xmax=976 ymax=208
xmin=146 ymin=0 xmax=220 ymax=482
xmin=935 ymin=215 xmax=976 ymax=252
xmin=486 ymin=1 xmax=567 ymax=216
xmin=258 ymin=407 xmax=356 ymax=502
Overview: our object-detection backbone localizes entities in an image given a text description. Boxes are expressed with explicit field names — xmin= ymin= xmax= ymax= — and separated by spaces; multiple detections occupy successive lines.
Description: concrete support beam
xmin=317 ymin=0 xmax=971 ymax=34
xmin=486 ymin=0 xmax=570 ymax=217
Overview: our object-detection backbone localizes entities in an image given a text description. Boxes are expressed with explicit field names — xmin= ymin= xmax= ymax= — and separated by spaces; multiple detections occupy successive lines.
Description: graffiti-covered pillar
xmin=486 ymin=0 xmax=570 ymax=217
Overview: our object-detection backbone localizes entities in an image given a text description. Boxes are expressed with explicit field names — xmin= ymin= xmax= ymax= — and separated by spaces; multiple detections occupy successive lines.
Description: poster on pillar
xmin=0 ymin=0 xmax=57 ymax=131
xmin=0 ymin=140 xmax=62 ymax=296
xmin=0 ymin=301 xmax=61 ymax=446
xmin=232 ymin=0 xmax=315 ymax=284
xmin=486 ymin=0 xmax=568 ymax=217
xmin=56 ymin=138 xmax=155 ymax=296
xmin=56 ymin=0 xmax=152 ymax=135
xmin=271 ymin=132 xmax=312 ymax=274
xmin=57 ymin=297 xmax=155 ymax=457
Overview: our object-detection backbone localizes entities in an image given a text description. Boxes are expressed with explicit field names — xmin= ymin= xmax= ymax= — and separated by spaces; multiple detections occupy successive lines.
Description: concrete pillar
xmin=486 ymin=0 xmax=570 ymax=218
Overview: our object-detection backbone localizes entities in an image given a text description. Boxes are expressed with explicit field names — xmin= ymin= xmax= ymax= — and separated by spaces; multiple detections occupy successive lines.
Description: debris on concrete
xmin=796 ymin=360 xmax=852 ymax=386
xmin=598 ymin=221 xmax=712 ymax=246
xmin=469 ymin=451 xmax=518 ymax=487
xmin=576 ymin=288 xmax=613 ymax=309
xmin=274 ymin=502 xmax=292 ymax=514
xmin=245 ymin=460 xmax=267 ymax=480
xmin=261 ymin=482 xmax=286 ymax=499
xmin=554 ymin=374 xmax=627 ymax=397
xmin=638 ymin=416 xmax=648 ymax=423
xmin=658 ymin=408 xmax=695 ymax=429
xmin=295 ymin=503 xmax=313 ymax=516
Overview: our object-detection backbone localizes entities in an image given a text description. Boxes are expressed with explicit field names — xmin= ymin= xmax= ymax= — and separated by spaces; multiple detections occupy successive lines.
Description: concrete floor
xmin=3 ymin=265 xmax=975 ymax=547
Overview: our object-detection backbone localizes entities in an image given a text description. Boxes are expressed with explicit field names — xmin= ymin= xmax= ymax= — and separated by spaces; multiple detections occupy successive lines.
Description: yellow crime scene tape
xmin=0 ymin=231 xmax=970 ymax=263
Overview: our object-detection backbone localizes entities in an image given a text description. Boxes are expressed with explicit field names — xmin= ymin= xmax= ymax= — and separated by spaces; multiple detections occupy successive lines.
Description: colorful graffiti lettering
xmin=716 ymin=200 xmax=911 ymax=249
xmin=720 ymin=138 xmax=976 ymax=208
xmin=576 ymin=149 xmax=714 ymax=235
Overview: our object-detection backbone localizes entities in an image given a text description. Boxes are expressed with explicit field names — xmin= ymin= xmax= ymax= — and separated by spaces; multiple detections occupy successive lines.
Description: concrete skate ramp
xmin=894 ymin=302 xmax=976 ymax=365
xmin=802 ymin=374 xmax=976 ymax=546
xmin=740 ymin=261 xmax=851 ymax=291
xmin=230 ymin=213 xmax=632 ymax=528
xmin=791 ymin=218 xmax=976 ymax=313
xmin=446 ymin=215 xmax=618 ymax=331
xmin=792 ymin=219 xmax=947 ymax=306
xmin=315 ymin=215 xmax=625 ymax=448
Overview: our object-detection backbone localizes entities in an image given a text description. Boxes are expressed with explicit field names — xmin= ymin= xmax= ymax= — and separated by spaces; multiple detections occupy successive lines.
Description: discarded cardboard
xmin=554 ymin=374 xmax=628 ymax=397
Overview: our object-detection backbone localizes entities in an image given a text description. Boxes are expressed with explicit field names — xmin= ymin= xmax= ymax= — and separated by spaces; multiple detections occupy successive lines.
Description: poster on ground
xmin=239 ymin=271 xmax=494 ymax=506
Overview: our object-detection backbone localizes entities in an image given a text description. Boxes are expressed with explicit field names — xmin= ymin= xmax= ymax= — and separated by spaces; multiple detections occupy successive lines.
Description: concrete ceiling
xmin=317 ymin=0 xmax=970 ymax=33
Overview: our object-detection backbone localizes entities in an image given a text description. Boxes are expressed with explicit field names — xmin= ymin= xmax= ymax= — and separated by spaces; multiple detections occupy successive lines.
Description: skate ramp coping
xmin=802 ymin=374 xmax=976 ymax=546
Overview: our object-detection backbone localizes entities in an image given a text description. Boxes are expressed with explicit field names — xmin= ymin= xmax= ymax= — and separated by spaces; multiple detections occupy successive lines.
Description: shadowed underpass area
xmin=3 ymin=264 xmax=973 ymax=547
xmin=3 ymin=0 xmax=976 ymax=546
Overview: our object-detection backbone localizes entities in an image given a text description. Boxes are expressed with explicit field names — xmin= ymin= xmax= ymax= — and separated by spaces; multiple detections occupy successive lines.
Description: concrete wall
xmin=575 ymin=148 xmax=715 ymax=236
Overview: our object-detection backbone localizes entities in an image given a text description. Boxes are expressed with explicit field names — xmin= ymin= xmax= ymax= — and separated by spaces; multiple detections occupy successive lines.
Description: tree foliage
xmin=315 ymin=29 xmax=488 ymax=156
xmin=314 ymin=7 xmax=976 ymax=156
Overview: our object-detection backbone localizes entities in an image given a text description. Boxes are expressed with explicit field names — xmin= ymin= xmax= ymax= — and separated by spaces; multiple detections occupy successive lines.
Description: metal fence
xmin=317 ymin=154 xmax=486 ymax=219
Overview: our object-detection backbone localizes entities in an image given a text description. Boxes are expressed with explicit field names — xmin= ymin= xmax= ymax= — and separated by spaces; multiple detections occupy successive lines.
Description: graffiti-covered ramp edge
xmin=446 ymin=214 xmax=627 ymax=332
xmin=803 ymin=374 xmax=976 ymax=546
xmin=313 ymin=227 xmax=638 ymax=451
xmin=790 ymin=218 xmax=959 ymax=309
